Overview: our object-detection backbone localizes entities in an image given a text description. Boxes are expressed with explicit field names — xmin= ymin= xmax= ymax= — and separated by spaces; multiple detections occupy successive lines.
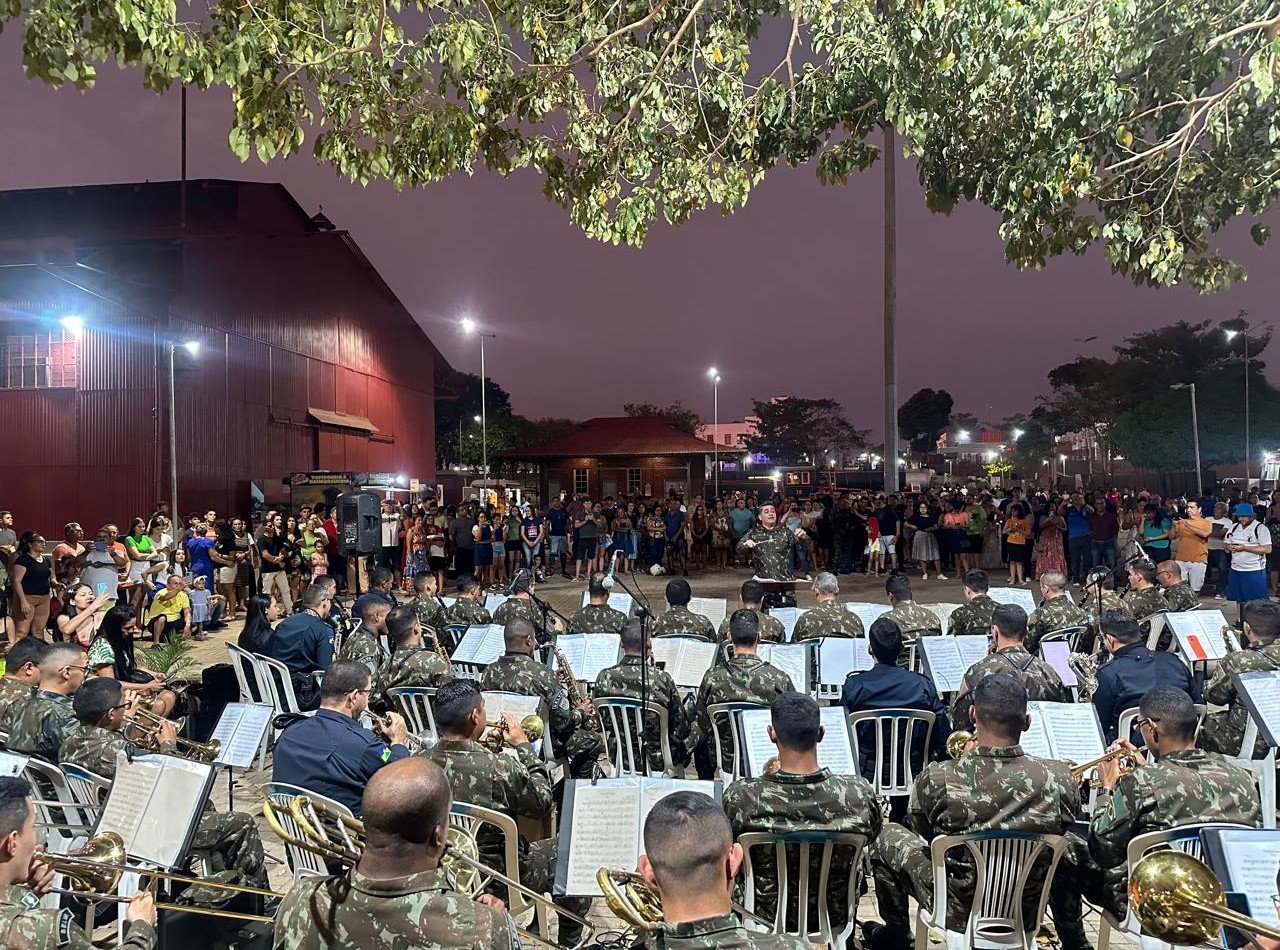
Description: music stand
xmin=757 ymin=579 xmax=799 ymax=610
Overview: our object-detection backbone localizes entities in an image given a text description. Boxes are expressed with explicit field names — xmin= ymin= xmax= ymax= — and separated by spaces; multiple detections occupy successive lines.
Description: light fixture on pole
xmin=1224 ymin=320 xmax=1269 ymax=487
xmin=59 ymin=315 xmax=85 ymax=338
xmin=707 ymin=368 xmax=720 ymax=501
xmin=1170 ymin=383 xmax=1203 ymax=494
xmin=461 ymin=318 xmax=497 ymax=499
xmin=166 ymin=338 xmax=200 ymax=522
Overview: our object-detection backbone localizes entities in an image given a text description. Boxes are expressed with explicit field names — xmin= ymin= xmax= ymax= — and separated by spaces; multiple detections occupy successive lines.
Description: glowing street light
xmin=461 ymin=317 xmax=497 ymax=494
xmin=957 ymin=430 xmax=971 ymax=442
xmin=59 ymin=315 xmax=84 ymax=337
xmin=181 ymin=339 xmax=200 ymax=356
xmin=707 ymin=367 xmax=721 ymax=499
xmin=1012 ymin=428 xmax=1025 ymax=440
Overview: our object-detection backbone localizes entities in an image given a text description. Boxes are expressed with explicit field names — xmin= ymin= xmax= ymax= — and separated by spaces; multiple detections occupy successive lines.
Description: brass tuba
xmin=597 ymin=868 xmax=663 ymax=931
xmin=1130 ymin=850 xmax=1280 ymax=943
xmin=946 ymin=730 xmax=975 ymax=759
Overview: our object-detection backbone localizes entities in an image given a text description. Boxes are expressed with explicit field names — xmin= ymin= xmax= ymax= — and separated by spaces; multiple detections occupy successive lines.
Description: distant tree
xmin=745 ymin=397 xmax=868 ymax=466
xmin=947 ymin=412 xmax=981 ymax=437
xmin=998 ymin=414 xmax=1055 ymax=479
xmin=623 ymin=401 xmax=701 ymax=437
xmin=898 ymin=388 xmax=954 ymax=456
xmin=434 ymin=372 xmax=517 ymax=468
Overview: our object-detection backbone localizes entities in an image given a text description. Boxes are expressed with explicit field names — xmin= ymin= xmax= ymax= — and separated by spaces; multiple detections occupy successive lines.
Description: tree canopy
xmin=623 ymin=400 xmax=701 ymax=436
xmin=898 ymin=388 xmax=954 ymax=456
xmin=744 ymin=396 xmax=867 ymax=465
xmin=8 ymin=0 xmax=1280 ymax=291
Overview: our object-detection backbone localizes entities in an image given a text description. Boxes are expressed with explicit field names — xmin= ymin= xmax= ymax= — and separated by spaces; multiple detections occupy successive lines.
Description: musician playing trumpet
xmin=424 ymin=679 xmax=590 ymax=946
xmin=1201 ymin=599 xmax=1280 ymax=758
xmin=0 ymin=776 xmax=157 ymax=950
xmin=59 ymin=678 xmax=270 ymax=906
xmin=273 ymin=757 xmax=516 ymax=950
xmin=1049 ymin=685 xmax=1261 ymax=950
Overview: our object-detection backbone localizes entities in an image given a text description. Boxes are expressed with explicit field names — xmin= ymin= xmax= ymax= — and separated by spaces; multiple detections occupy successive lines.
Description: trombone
xmin=259 ymin=793 xmax=593 ymax=949
xmin=1131 ymin=850 xmax=1280 ymax=943
xmin=127 ymin=707 xmax=221 ymax=762
xmin=40 ymin=831 xmax=281 ymax=923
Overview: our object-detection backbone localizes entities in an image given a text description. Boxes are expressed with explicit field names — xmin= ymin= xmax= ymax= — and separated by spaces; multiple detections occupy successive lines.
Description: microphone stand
xmin=610 ymin=570 xmax=656 ymax=746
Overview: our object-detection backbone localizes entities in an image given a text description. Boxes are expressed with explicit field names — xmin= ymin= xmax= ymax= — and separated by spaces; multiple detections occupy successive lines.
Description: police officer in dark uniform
xmin=1092 ymin=609 xmax=1199 ymax=744
xmin=266 ymin=582 xmax=337 ymax=710
xmin=271 ymin=660 xmax=409 ymax=816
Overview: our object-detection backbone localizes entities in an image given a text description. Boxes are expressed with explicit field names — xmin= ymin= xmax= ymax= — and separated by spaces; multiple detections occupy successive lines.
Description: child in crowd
xmin=864 ymin=515 xmax=883 ymax=577
xmin=310 ymin=537 xmax=329 ymax=582
xmin=187 ymin=574 xmax=215 ymax=640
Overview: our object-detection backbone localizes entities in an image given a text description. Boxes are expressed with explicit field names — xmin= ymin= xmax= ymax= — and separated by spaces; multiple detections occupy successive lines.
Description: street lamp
xmin=461 ymin=318 xmax=497 ymax=497
xmin=1225 ymin=321 xmax=1268 ymax=486
xmin=1012 ymin=428 xmax=1024 ymax=441
xmin=59 ymin=315 xmax=84 ymax=338
xmin=707 ymin=368 xmax=721 ymax=501
xmin=957 ymin=430 xmax=971 ymax=443
xmin=166 ymin=338 xmax=200 ymax=522
xmin=1170 ymin=383 xmax=1202 ymax=493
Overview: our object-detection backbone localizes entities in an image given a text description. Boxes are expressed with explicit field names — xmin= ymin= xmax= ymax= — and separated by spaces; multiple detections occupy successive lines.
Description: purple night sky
xmin=2 ymin=26 xmax=1275 ymax=434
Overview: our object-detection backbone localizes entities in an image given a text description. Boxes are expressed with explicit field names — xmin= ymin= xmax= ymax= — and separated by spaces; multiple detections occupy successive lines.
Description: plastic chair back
xmin=60 ymin=762 xmax=111 ymax=809
xmin=225 ymin=643 xmax=262 ymax=703
xmin=22 ymin=758 xmax=95 ymax=855
xmin=707 ymin=702 xmax=768 ymax=782
xmin=450 ymin=800 xmax=546 ymax=931
xmin=594 ymin=697 xmax=673 ymax=777
xmin=846 ymin=708 xmax=936 ymax=798
xmin=387 ymin=686 xmax=439 ymax=745
xmin=264 ymin=781 xmax=357 ymax=880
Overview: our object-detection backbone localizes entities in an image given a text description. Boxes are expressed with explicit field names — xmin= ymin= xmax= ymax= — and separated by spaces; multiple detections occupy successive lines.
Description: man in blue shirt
xmin=271 ymin=659 xmax=410 ymax=816
xmin=1065 ymin=491 xmax=1093 ymax=585
xmin=1092 ymin=609 xmax=1200 ymax=744
xmin=544 ymin=497 xmax=571 ymax=577
xmin=351 ymin=565 xmax=398 ymax=620
xmin=842 ymin=617 xmax=951 ymax=822
xmin=727 ymin=497 xmax=755 ymax=566
xmin=266 ymin=582 xmax=337 ymax=710
xmin=662 ymin=498 xmax=687 ymax=576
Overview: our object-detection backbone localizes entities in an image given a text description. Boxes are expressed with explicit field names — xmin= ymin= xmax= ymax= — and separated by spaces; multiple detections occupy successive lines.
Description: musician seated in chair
xmin=862 ymin=674 xmax=1079 ymax=950
xmin=59 ymin=678 xmax=271 ymax=906
xmin=424 ymin=679 xmax=590 ymax=946
xmin=636 ymin=790 xmax=808 ymax=950
xmin=479 ymin=618 xmax=602 ymax=780
xmin=0 ymin=775 xmax=157 ymax=950
xmin=716 ymin=580 xmax=786 ymax=644
xmin=650 ymin=578 xmax=716 ymax=642
xmin=408 ymin=570 xmax=447 ymax=635
xmin=1049 ymin=685 xmax=1261 ymax=950
xmin=723 ymin=692 xmax=880 ymax=937
xmin=338 ymin=597 xmax=392 ymax=679
xmin=273 ymin=757 xmax=516 ymax=950
xmin=493 ymin=571 xmax=563 ymax=642
xmin=1092 ymin=609 xmax=1199 ymax=745
xmin=1201 ymin=599 xmax=1280 ymax=758
xmin=370 ymin=607 xmax=451 ymax=713
xmin=567 ymin=573 xmax=629 ymax=635
xmin=1 ymin=642 xmax=86 ymax=762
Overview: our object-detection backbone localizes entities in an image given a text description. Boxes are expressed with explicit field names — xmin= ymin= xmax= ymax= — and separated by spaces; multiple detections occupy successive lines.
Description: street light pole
xmin=461 ymin=318 xmax=497 ymax=500
xmin=166 ymin=339 xmax=199 ymax=523
xmin=1171 ymin=383 xmax=1202 ymax=493
xmin=883 ymin=126 xmax=898 ymax=496
xmin=708 ymin=368 xmax=720 ymax=501
xmin=1244 ymin=329 xmax=1251 ymax=487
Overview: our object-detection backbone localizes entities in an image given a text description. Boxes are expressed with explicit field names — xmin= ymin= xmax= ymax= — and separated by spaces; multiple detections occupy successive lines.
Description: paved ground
xmin=184 ymin=564 xmax=1149 ymax=948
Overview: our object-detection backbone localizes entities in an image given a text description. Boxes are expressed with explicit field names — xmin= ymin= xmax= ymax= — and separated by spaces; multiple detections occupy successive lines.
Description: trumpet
xmin=1131 ymin=850 xmax=1280 ymax=943
xmin=41 ymin=831 xmax=281 ymax=923
xmin=260 ymin=793 xmax=593 ymax=949
xmin=369 ymin=712 xmax=433 ymax=752
xmin=126 ymin=709 xmax=221 ymax=762
xmin=1066 ymin=748 xmax=1136 ymax=787
xmin=479 ymin=714 xmax=545 ymax=753
xmin=946 ymin=730 xmax=975 ymax=760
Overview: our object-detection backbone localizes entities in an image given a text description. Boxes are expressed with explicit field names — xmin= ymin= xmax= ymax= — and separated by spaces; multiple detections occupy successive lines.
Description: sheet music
xmin=931 ymin=603 xmax=963 ymax=635
xmin=1207 ymin=829 xmax=1280 ymax=926
xmin=768 ymin=607 xmax=802 ymax=639
xmin=650 ymin=638 xmax=717 ymax=687
xmin=640 ymin=779 xmax=717 ymax=826
xmin=954 ymin=636 xmax=991 ymax=669
xmin=1017 ymin=714 xmax=1054 ymax=759
xmin=99 ymin=752 xmax=212 ymax=869
xmin=1233 ymin=670 xmax=1280 ymax=748
xmin=579 ymin=591 xmax=634 ymax=615
xmin=739 ymin=709 xmax=778 ymax=775
xmin=481 ymin=692 xmax=543 ymax=720
xmin=560 ymin=783 xmax=642 ymax=895
xmin=918 ymin=638 xmax=966 ymax=693
xmin=209 ymin=702 xmax=274 ymax=768
xmin=1167 ymin=610 xmax=1234 ymax=661
xmin=0 ymin=751 xmax=28 ymax=777
xmin=451 ymin=624 xmax=506 ymax=664
xmin=553 ymin=634 xmax=622 ymax=681
xmin=484 ymin=593 xmax=508 ymax=615
xmin=688 ymin=597 xmax=728 ymax=628
xmin=1029 ymin=702 xmax=1106 ymax=764
xmin=817 ymin=706 xmax=857 ymax=775
xmin=988 ymin=587 xmax=1037 ymax=613
xmin=845 ymin=602 xmax=891 ymax=631
xmin=758 ymin=643 xmax=809 ymax=693
xmin=1040 ymin=641 xmax=1079 ymax=687
xmin=817 ymin=638 xmax=871 ymax=685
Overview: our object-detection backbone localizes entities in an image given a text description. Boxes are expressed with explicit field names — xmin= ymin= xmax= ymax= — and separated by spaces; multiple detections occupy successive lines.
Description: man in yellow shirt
xmin=147 ymin=574 xmax=191 ymax=644
xmin=1168 ymin=499 xmax=1212 ymax=594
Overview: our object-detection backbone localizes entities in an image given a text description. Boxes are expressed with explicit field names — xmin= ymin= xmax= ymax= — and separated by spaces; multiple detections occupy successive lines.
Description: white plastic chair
xmin=1228 ymin=716 xmax=1277 ymax=831
xmin=846 ymin=708 xmax=936 ymax=801
xmin=225 ymin=643 xmax=263 ymax=704
xmin=387 ymin=686 xmax=439 ymax=746
xmin=22 ymin=759 xmax=95 ymax=855
xmin=1095 ymin=822 xmax=1253 ymax=949
xmin=1116 ymin=704 xmax=1208 ymax=747
xmin=1036 ymin=625 xmax=1090 ymax=654
xmin=264 ymin=781 xmax=358 ymax=880
xmin=450 ymin=800 xmax=548 ymax=933
xmin=1142 ymin=610 xmax=1172 ymax=651
xmin=707 ymin=702 xmax=769 ymax=782
xmin=60 ymin=762 xmax=111 ymax=809
xmin=916 ymin=830 xmax=1068 ymax=950
xmin=594 ymin=697 xmax=674 ymax=777
xmin=257 ymin=654 xmax=318 ymax=742
xmin=738 ymin=830 xmax=868 ymax=950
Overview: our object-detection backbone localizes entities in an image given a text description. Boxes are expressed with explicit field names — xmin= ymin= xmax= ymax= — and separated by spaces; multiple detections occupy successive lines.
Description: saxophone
xmin=550 ymin=642 xmax=591 ymax=712
xmin=423 ymin=625 xmax=451 ymax=668
xmin=1221 ymin=625 xmax=1239 ymax=653
xmin=1068 ymin=651 xmax=1101 ymax=703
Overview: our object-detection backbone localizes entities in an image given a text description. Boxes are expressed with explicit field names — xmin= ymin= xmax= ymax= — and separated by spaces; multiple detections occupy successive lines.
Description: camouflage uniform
xmin=447 ymin=598 xmax=492 ymax=627
xmin=424 ymin=737 xmax=589 ymax=942
xmin=0 ymin=885 xmax=157 ymax=950
xmin=0 ymin=677 xmax=34 ymax=721
xmin=867 ymin=745 xmax=1079 ymax=932
xmin=370 ymin=647 xmax=452 ymax=712
xmin=493 ymin=596 xmax=556 ymax=641
xmin=593 ymin=656 xmax=692 ymax=769
xmin=736 ymin=525 xmax=799 ymax=581
xmin=272 ymin=867 xmax=517 ymax=950
xmin=790 ymin=602 xmax=864 ymax=642
xmin=1161 ymin=581 xmax=1199 ymax=613
xmin=884 ymin=601 xmax=943 ymax=669
xmin=946 ymin=594 xmax=999 ymax=637
xmin=1200 ymin=639 xmax=1280 ymax=757
xmin=410 ymin=594 xmax=447 ymax=634
xmin=636 ymin=912 xmax=810 ymax=950
xmin=58 ymin=724 xmax=269 ymax=904
xmin=723 ymin=768 xmax=882 ymax=933
xmin=479 ymin=651 xmax=604 ymax=779
xmin=1122 ymin=585 xmax=1166 ymax=620
xmin=339 ymin=624 xmax=385 ymax=678
xmin=716 ymin=609 xmax=786 ymax=644
xmin=567 ymin=603 xmax=629 ymax=635
xmin=1 ymin=691 xmax=76 ymax=762
xmin=1026 ymin=595 xmax=1092 ymax=654
xmin=652 ymin=606 xmax=716 ymax=641
xmin=1050 ymin=748 xmax=1261 ymax=943
xmin=950 ymin=646 xmax=1069 ymax=730
xmin=690 ymin=655 xmax=793 ymax=771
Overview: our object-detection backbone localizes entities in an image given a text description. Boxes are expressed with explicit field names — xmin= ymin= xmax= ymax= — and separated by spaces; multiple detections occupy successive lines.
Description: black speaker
xmin=337 ymin=491 xmax=380 ymax=555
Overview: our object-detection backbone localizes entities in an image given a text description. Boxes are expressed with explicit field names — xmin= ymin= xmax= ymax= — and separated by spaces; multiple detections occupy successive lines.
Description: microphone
xmin=602 ymin=550 xmax=622 ymax=589
xmin=507 ymin=568 xmax=531 ymax=596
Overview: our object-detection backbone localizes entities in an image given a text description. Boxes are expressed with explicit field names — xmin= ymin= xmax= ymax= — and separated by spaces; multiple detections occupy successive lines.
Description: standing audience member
xmin=10 ymin=532 xmax=52 ymax=641
xmin=1224 ymin=503 xmax=1272 ymax=615
xmin=1168 ymin=499 xmax=1211 ymax=594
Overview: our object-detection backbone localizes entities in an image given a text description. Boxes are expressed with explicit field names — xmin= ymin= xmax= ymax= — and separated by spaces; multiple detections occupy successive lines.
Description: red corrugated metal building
xmin=0 ymin=179 xmax=455 ymax=535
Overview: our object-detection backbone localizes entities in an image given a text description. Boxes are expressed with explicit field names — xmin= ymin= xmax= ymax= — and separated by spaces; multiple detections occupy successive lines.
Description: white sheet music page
xmin=0 ymin=751 xmax=28 ymax=777
xmin=769 ymin=607 xmax=802 ymax=640
xmin=1017 ymin=710 xmax=1054 ymax=759
xmin=555 ymin=634 xmax=622 ymax=681
xmin=1216 ymin=830 xmax=1280 ymax=926
xmin=918 ymin=638 xmax=966 ymax=693
xmin=1040 ymin=642 xmax=1079 ymax=687
xmin=846 ymin=602 xmax=891 ymax=631
xmin=562 ymin=782 xmax=642 ymax=895
xmin=954 ymin=636 xmax=991 ymax=669
xmin=688 ymin=598 xmax=728 ymax=628
xmin=552 ymin=635 xmax=588 ymax=679
xmin=99 ymin=752 xmax=212 ymax=869
xmin=930 ymin=603 xmax=964 ymax=635
xmin=988 ymin=587 xmax=1037 ymax=612
xmin=1168 ymin=611 xmax=1231 ymax=661
xmin=816 ymin=706 xmax=857 ymax=775
xmin=608 ymin=592 xmax=634 ymax=615
xmin=1234 ymin=670 xmax=1280 ymax=748
xmin=481 ymin=692 xmax=543 ymax=720
xmin=738 ymin=708 xmax=777 ymax=776
xmin=651 ymin=639 xmax=716 ymax=687
xmin=211 ymin=702 xmax=274 ymax=768
xmin=761 ymin=643 xmax=809 ymax=693
xmin=484 ymin=593 xmax=508 ymax=615
xmin=817 ymin=638 xmax=867 ymax=685
xmin=440 ymin=596 xmax=457 ymax=609
xmin=639 ymin=779 xmax=717 ymax=825
xmin=1031 ymin=702 xmax=1105 ymax=764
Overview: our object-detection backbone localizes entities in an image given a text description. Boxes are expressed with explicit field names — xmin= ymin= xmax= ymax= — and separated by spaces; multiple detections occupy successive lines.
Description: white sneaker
xmin=922 ymin=573 xmax=928 ymax=580
xmin=937 ymin=574 xmax=948 ymax=580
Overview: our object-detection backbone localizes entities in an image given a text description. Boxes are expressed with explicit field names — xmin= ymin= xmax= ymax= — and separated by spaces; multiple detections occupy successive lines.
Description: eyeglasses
xmin=109 ymin=702 xmax=131 ymax=713
xmin=1135 ymin=716 xmax=1160 ymax=730
xmin=63 ymin=664 xmax=89 ymax=675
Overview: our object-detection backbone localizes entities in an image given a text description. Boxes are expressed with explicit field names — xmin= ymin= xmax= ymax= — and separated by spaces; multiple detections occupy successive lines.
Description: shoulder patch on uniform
xmin=56 ymin=907 xmax=74 ymax=946
xmin=381 ymin=747 xmax=392 ymax=762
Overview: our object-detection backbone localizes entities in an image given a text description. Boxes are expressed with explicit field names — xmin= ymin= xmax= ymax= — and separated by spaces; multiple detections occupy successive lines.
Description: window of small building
xmin=0 ymin=329 xmax=78 ymax=390
xmin=627 ymin=468 xmax=642 ymax=495
xmin=573 ymin=468 xmax=589 ymax=495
